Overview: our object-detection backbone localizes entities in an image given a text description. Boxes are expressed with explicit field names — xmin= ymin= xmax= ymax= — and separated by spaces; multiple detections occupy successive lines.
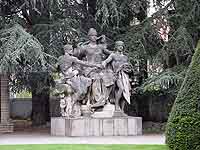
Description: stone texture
xmin=102 ymin=119 xmax=114 ymax=136
xmin=51 ymin=117 xmax=142 ymax=136
xmin=51 ymin=118 xmax=66 ymax=136
xmin=128 ymin=117 xmax=142 ymax=135
xmin=71 ymin=119 xmax=85 ymax=136
xmin=137 ymin=117 xmax=142 ymax=135
xmin=0 ymin=75 xmax=14 ymax=133
xmin=0 ymin=75 xmax=10 ymax=123
xmin=91 ymin=104 xmax=115 ymax=118
xmin=89 ymin=119 xmax=101 ymax=136
xmin=0 ymin=123 xmax=14 ymax=133
xmin=114 ymin=118 xmax=128 ymax=136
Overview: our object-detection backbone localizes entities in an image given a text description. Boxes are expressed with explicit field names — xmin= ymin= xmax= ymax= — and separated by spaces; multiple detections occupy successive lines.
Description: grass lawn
xmin=0 ymin=144 xmax=168 ymax=150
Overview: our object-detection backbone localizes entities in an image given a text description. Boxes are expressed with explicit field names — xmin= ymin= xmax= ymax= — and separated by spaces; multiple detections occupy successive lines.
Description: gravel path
xmin=0 ymin=132 xmax=165 ymax=145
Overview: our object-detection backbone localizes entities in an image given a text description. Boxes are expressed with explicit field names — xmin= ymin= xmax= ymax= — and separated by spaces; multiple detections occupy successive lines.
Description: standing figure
xmin=102 ymin=41 xmax=132 ymax=113
xmin=57 ymin=44 xmax=100 ymax=117
xmin=76 ymin=28 xmax=113 ymax=110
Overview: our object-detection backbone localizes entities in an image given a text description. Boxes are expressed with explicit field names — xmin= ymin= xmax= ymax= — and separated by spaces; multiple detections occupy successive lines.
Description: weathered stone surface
xmin=128 ymin=117 xmax=142 ymax=135
xmin=114 ymin=118 xmax=128 ymax=136
xmin=91 ymin=104 xmax=115 ymax=118
xmin=89 ymin=119 xmax=101 ymax=136
xmin=102 ymin=119 xmax=114 ymax=136
xmin=0 ymin=123 xmax=14 ymax=133
xmin=51 ymin=117 xmax=142 ymax=136
xmin=71 ymin=118 xmax=85 ymax=136
xmin=0 ymin=75 xmax=10 ymax=123
xmin=0 ymin=75 xmax=14 ymax=133
xmin=51 ymin=118 xmax=65 ymax=136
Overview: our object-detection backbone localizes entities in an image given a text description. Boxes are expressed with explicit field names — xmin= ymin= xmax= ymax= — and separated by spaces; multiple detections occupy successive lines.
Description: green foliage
xmin=0 ymin=24 xmax=56 ymax=93
xmin=166 ymin=41 xmax=200 ymax=150
xmin=158 ymin=26 xmax=194 ymax=66
xmin=16 ymin=90 xmax=32 ymax=98
xmin=96 ymin=0 xmax=123 ymax=28
xmin=1 ymin=0 xmax=199 ymax=95
xmin=0 ymin=24 xmax=48 ymax=73
xmin=138 ymin=66 xmax=185 ymax=92
xmin=120 ymin=22 xmax=163 ymax=61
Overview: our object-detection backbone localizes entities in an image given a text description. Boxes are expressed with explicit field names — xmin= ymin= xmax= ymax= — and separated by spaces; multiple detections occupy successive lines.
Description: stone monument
xmin=51 ymin=28 xmax=142 ymax=136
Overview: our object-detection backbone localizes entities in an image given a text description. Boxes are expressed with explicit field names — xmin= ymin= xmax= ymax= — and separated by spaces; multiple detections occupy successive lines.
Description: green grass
xmin=0 ymin=144 xmax=168 ymax=150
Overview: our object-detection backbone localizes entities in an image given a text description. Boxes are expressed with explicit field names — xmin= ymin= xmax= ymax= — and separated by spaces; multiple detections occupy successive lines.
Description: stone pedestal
xmin=51 ymin=117 xmax=142 ymax=136
xmin=0 ymin=75 xmax=14 ymax=133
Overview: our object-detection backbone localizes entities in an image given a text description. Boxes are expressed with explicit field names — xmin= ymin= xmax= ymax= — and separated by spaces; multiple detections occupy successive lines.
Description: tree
xmin=0 ymin=0 xmax=150 ymax=125
xmin=0 ymin=23 xmax=54 ymax=125
xmin=0 ymin=0 xmax=80 ymax=125
xmin=166 ymin=41 xmax=200 ymax=150
xmin=1 ymin=0 xmax=200 ymax=126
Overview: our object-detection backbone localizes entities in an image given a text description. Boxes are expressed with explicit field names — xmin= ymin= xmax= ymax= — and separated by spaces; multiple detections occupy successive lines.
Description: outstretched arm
xmin=102 ymin=53 xmax=114 ymax=67
xmin=103 ymin=48 xmax=112 ymax=55
xmin=72 ymin=56 xmax=101 ymax=68
xmin=74 ymin=44 xmax=87 ymax=57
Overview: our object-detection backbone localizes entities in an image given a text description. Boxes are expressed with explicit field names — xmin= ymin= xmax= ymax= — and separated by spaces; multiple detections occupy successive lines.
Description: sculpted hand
xmin=101 ymin=35 xmax=106 ymax=43
xmin=102 ymin=61 xmax=106 ymax=68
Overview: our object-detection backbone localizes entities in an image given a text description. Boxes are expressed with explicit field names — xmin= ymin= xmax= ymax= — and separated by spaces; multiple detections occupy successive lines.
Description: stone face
xmin=102 ymin=119 xmax=114 ymax=136
xmin=0 ymin=123 xmax=14 ymax=133
xmin=89 ymin=119 xmax=101 ymax=136
xmin=137 ymin=117 xmax=142 ymax=135
xmin=71 ymin=119 xmax=85 ymax=136
xmin=51 ymin=118 xmax=66 ymax=136
xmin=114 ymin=118 xmax=128 ymax=136
xmin=51 ymin=117 xmax=142 ymax=136
xmin=128 ymin=117 xmax=142 ymax=135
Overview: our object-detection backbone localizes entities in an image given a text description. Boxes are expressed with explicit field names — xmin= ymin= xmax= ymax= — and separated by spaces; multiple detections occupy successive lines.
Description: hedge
xmin=166 ymin=41 xmax=200 ymax=150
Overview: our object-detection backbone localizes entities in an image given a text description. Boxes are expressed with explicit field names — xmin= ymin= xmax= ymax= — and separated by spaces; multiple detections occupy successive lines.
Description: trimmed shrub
xmin=166 ymin=41 xmax=200 ymax=150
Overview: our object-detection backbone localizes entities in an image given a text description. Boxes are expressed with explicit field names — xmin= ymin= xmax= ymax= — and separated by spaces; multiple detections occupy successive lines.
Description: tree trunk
xmin=30 ymin=72 xmax=50 ymax=126
xmin=32 ymin=88 xmax=50 ymax=126
xmin=138 ymin=58 xmax=148 ymax=85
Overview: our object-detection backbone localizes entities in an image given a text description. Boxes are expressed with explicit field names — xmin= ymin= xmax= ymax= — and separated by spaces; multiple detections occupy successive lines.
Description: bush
xmin=166 ymin=41 xmax=200 ymax=150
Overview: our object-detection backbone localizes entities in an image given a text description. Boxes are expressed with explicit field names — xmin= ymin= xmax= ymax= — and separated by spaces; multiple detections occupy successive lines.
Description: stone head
xmin=88 ymin=28 xmax=97 ymax=42
xmin=64 ymin=44 xmax=73 ymax=55
xmin=115 ymin=41 xmax=125 ymax=52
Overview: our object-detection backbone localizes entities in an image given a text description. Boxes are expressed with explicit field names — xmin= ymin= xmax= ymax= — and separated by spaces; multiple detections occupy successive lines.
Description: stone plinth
xmin=51 ymin=117 xmax=142 ymax=136
xmin=0 ymin=75 xmax=14 ymax=133
xmin=0 ymin=123 xmax=14 ymax=133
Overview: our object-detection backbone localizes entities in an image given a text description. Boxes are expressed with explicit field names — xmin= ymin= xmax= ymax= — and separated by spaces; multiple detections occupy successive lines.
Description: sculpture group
xmin=55 ymin=28 xmax=132 ymax=118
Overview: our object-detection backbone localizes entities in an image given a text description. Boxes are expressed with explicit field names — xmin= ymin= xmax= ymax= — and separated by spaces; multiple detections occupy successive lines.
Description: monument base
xmin=0 ymin=123 xmax=14 ymax=133
xmin=51 ymin=117 xmax=142 ymax=136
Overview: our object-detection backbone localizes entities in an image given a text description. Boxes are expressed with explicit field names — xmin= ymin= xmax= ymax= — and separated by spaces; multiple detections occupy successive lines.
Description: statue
xmin=102 ymin=41 xmax=132 ymax=115
xmin=55 ymin=44 xmax=101 ymax=117
xmin=55 ymin=28 xmax=132 ymax=118
xmin=76 ymin=28 xmax=114 ymax=110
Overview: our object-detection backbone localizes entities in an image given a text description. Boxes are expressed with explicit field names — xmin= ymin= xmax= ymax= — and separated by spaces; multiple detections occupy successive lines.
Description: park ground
xmin=0 ymin=144 xmax=168 ymax=150
xmin=0 ymin=128 xmax=166 ymax=149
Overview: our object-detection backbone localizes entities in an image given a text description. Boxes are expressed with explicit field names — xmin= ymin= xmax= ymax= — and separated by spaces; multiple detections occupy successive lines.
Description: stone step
xmin=0 ymin=123 xmax=14 ymax=133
